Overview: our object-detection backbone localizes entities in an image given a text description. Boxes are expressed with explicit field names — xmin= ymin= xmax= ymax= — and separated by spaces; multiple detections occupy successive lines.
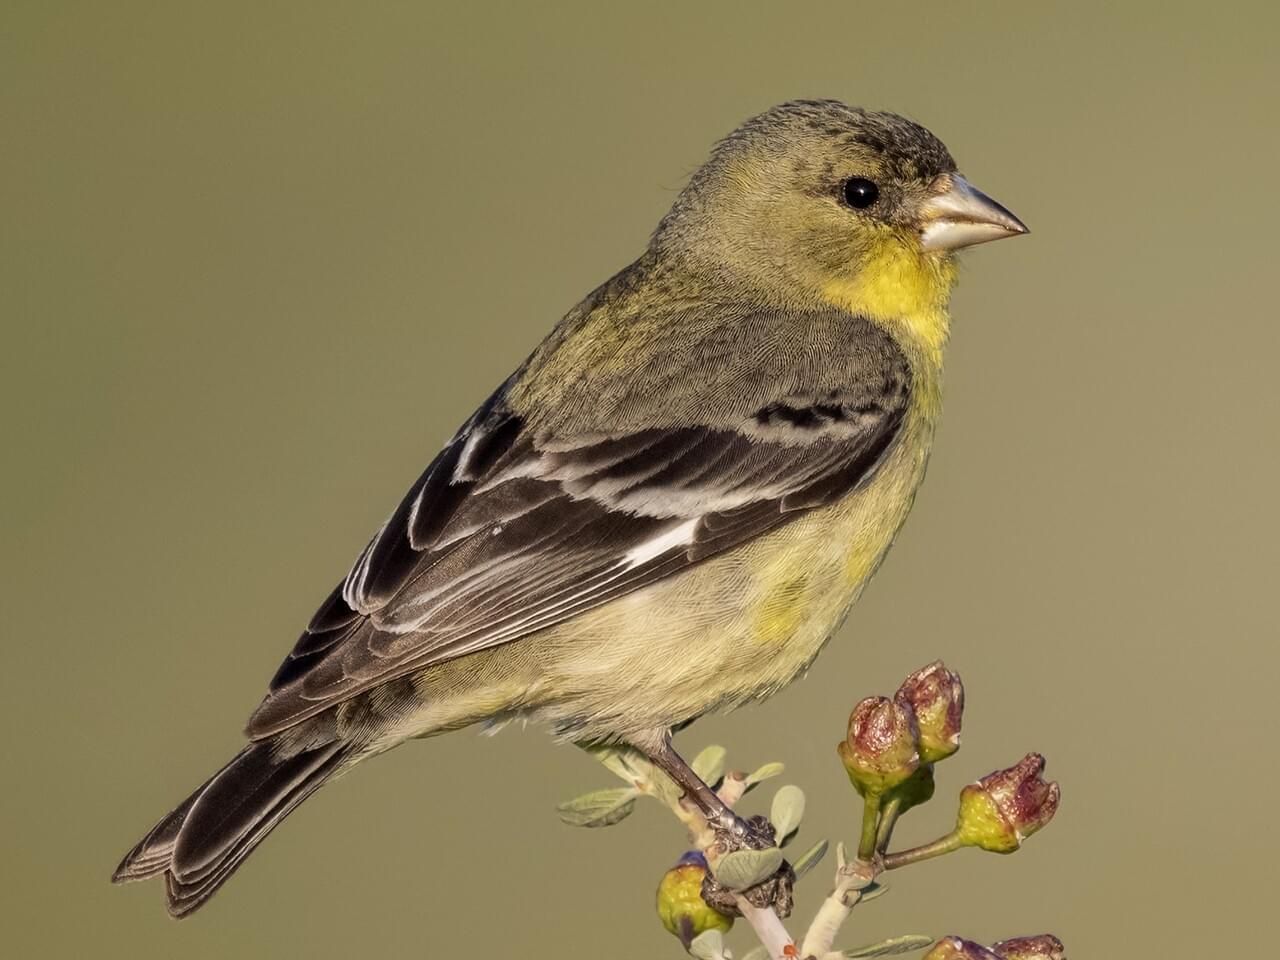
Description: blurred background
xmin=3 ymin=2 xmax=1276 ymax=956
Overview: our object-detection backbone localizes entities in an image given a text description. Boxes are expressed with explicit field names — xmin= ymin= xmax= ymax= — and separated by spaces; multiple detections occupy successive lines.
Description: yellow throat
xmin=822 ymin=234 xmax=956 ymax=420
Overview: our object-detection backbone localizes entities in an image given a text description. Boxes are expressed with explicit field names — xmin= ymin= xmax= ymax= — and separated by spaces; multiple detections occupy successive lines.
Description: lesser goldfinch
xmin=114 ymin=99 xmax=1026 ymax=916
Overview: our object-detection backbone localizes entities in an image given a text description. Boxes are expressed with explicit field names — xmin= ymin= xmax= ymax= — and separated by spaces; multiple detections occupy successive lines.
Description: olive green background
xmin=3 ymin=2 xmax=1276 ymax=956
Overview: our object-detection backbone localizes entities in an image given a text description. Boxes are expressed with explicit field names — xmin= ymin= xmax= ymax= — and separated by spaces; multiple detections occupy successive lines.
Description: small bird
xmin=113 ymin=99 xmax=1027 ymax=917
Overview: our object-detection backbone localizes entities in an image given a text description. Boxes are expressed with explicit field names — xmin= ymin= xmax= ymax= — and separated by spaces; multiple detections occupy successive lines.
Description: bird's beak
xmin=919 ymin=174 xmax=1029 ymax=252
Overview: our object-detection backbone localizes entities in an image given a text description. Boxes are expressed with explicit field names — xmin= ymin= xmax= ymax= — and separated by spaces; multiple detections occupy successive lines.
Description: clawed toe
xmin=701 ymin=814 xmax=796 ymax=917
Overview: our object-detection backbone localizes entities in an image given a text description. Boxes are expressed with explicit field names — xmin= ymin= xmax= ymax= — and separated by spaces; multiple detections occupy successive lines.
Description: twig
xmin=874 ymin=794 xmax=903 ymax=853
xmin=739 ymin=899 xmax=798 ymax=959
xmin=856 ymin=792 xmax=882 ymax=860
xmin=882 ymin=832 xmax=963 ymax=870
xmin=647 ymin=763 xmax=890 ymax=960
xmin=677 ymin=773 xmax=797 ymax=960
xmin=798 ymin=844 xmax=880 ymax=959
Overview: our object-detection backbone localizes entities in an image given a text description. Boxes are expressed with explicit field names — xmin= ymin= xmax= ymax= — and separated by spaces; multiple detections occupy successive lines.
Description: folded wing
xmin=249 ymin=334 xmax=911 ymax=738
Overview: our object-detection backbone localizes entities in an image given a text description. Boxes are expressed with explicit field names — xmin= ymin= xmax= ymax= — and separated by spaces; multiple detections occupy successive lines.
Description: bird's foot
xmin=699 ymin=814 xmax=795 ymax=918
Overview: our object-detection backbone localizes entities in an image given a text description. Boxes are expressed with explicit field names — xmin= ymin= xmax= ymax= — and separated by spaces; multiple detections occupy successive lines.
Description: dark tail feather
xmin=113 ymin=739 xmax=348 ymax=917
xmin=112 ymin=769 xmax=220 ymax=884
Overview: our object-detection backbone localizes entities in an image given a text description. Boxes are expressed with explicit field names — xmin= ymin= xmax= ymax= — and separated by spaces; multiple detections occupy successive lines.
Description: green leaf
xmin=586 ymin=744 xmax=683 ymax=805
xmin=744 ymin=761 xmax=785 ymax=791
xmin=792 ymin=838 xmax=829 ymax=879
xmin=691 ymin=745 xmax=728 ymax=787
xmin=842 ymin=934 xmax=934 ymax=957
xmin=769 ymin=784 xmax=806 ymax=844
xmin=688 ymin=929 xmax=726 ymax=960
xmin=857 ymin=880 xmax=889 ymax=903
xmin=590 ymin=745 xmax=648 ymax=784
xmin=714 ymin=847 xmax=784 ymax=891
xmin=646 ymin=768 xmax=683 ymax=807
xmin=555 ymin=788 xmax=637 ymax=827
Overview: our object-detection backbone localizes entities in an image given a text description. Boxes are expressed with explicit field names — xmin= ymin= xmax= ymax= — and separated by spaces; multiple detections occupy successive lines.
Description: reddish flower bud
xmin=895 ymin=660 xmax=964 ymax=763
xmin=993 ymin=934 xmax=1066 ymax=960
xmin=923 ymin=937 xmax=1002 ymax=960
xmin=837 ymin=695 xmax=920 ymax=796
xmin=655 ymin=851 xmax=733 ymax=949
xmin=956 ymin=753 xmax=1061 ymax=853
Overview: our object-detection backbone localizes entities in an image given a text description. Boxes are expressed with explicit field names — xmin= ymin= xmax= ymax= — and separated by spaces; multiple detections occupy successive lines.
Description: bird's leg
xmin=631 ymin=730 xmax=795 ymax=917
xmin=643 ymin=731 xmax=743 ymax=832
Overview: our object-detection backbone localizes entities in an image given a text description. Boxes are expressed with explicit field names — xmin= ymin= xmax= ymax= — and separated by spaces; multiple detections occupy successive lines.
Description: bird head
xmin=653 ymin=100 xmax=1027 ymax=317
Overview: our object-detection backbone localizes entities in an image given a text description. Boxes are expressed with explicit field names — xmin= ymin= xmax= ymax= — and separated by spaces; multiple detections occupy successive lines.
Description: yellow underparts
xmin=821 ymin=233 xmax=956 ymax=378
xmin=752 ymin=567 xmax=813 ymax=647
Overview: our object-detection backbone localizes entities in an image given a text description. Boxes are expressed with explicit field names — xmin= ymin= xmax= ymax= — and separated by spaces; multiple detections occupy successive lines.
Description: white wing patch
xmin=622 ymin=518 xmax=699 ymax=569
xmin=341 ymin=518 xmax=388 ymax=613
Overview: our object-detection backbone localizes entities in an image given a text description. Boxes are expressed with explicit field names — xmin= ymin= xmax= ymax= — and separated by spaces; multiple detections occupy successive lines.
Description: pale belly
xmin=518 ymin=423 xmax=933 ymax=741
xmin=383 ymin=420 xmax=935 ymax=748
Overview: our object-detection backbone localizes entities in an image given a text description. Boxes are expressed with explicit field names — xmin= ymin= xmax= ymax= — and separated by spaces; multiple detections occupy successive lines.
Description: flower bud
xmin=955 ymin=753 xmax=1060 ymax=853
xmin=895 ymin=660 xmax=964 ymax=763
xmin=993 ymin=934 xmax=1066 ymax=960
xmin=885 ymin=762 xmax=936 ymax=814
xmin=655 ymin=851 xmax=733 ymax=949
xmin=923 ymin=937 xmax=1002 ymax=960
xmin=837 ymin=695 xmax=920 ymax=796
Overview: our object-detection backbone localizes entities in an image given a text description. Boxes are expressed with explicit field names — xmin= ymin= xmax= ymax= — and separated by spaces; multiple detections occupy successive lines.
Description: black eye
xmin=843 ymin=177 xmax=880 ymax=209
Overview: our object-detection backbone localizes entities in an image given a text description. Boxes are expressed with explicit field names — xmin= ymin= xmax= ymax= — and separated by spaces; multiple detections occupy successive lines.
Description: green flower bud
xmin=993 ymin=934 xmax=1066 ymax=960
xmin=884 ymin=762 xmax=936 ymax=815
xmin=895 ymin=660 xmax=964 ymax=763
xmin=923 ymin=937 xmax=1002 ymax=960
xmin=955 ymin=753 xmax=1060 ymax=853
xmin=837 ymin=695 xmax=920 ymax=796
xmin=656 ymin=851 xmax=733 ymax=950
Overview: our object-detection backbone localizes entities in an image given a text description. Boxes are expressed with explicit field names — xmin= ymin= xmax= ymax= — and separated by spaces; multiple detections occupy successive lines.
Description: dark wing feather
xmin=248 ymin=346 xmax=910 ymax=738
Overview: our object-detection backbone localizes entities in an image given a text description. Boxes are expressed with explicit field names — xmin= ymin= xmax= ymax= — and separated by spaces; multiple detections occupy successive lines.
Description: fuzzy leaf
xmin=792 ymin=838 xmax=829 ymax=879
xmin=689 ymin=929 xmax=727 ymax=960
xmin=591 ymin=745 xmax=648 ymax=784
xmin=588 ymin=744 xmax=685 ymax=805
xmin=744 ymin=761 xmax=785 ymax=791
xmin=647 ymin=768 xmax=683 ymax=807
xmin=842 ymin=934 xmax=935 ymax=957
xmin=691 ymin=745 xmax=728 ymax=787
xmin=714 ymin=847 xmax=784 ymax=891
xmin=769 ymin=784 xmax=806 ymax=843
xmin=555 ymin=788 xmax=637 ymax=827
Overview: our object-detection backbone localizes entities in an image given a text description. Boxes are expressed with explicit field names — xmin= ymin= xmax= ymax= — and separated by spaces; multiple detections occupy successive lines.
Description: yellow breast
xmin=823 ymin=234 xmax=955 ymax=416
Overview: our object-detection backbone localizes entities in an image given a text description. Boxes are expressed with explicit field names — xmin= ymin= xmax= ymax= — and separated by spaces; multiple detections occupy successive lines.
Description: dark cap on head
xmin=716 ymin=99 xmax=957 ymax=182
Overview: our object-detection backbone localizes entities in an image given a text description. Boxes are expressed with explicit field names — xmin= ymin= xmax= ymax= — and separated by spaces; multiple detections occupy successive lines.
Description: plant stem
xmin=799 ymin=884 xmax=862 ymax=958
xmin=736 ymin=898 xmax=796 ymax=960
xmin=874 ymin=794 xmax=903 ymax=853
xmin=881 ymin=831 xmax=964 ymax=870
xmin=798 ymin=852 xmax=878 ymax=959
xmin=856 ymin=791 xmax=882 ymax=861
xmin=667 ymin=771 xmax=796 ymax=960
